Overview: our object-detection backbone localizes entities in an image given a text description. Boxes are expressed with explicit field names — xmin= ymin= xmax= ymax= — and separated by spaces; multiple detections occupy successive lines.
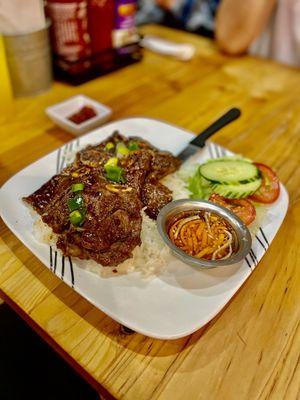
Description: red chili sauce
xmin=68 ymin=106 xmax=97 ymax=125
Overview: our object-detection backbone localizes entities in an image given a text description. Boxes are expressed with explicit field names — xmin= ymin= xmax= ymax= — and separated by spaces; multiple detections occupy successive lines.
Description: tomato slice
xmin=249 ymin=163 xmax=280 ymax=204
xmin=209 ymin=194 xmax=256 ymax=225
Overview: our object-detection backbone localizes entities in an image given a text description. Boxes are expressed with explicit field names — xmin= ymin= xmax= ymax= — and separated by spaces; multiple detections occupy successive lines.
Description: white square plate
xmin=0 ymin=118 xmax=289 ymax=339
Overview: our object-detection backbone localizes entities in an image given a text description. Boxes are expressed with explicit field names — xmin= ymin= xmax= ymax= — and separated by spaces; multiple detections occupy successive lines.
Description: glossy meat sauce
xmin=24 ymin=132 xmax=180 ymax=266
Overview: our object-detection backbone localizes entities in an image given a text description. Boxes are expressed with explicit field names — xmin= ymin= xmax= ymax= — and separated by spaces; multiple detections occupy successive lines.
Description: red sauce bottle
xmin=46 ymin=0 xmax=92 ymax=62
xmin=87 ymin=0 xmax=115 ymax=54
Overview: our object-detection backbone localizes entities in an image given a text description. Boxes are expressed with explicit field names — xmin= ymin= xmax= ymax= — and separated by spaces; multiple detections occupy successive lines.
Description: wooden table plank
xmin=0 ymin=25 xmax=299 ymax=400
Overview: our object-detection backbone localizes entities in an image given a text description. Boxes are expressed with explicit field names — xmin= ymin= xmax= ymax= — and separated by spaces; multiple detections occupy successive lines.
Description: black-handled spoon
xmin=178 ymin=107 xmax=241 ymax=161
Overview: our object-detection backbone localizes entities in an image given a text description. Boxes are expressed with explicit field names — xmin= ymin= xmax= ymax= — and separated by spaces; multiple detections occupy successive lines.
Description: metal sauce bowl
xmin=157 ymin=199 xmax=252 ymax=269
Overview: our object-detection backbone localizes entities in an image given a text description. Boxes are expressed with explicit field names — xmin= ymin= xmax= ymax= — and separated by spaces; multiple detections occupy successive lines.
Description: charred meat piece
xmin=25 ymin=174 xmax=73 ymax=233
xmin=122 ymin=150 xmax=152 ymax=195
xmin=24 ymin=166 xmax=142 ymax=266
xmin=122 ymin=149 xmax=179 ymax=216
xmin=24 ymin=132 xmax=180 ymax=266
xmin=76 ymin=146 xmax=110 ymax=169
xmin=56 ymin=187 xmax=142 ymax=266
xmin=150 ymin=151 xmax=181 ymax=179
xmin=75 ymin=131 xmax=124 ymax=167
xmin=141 ymin=177 xmax=173 ymax=219
xmin=126 ymin=136 xmax=180 ymax=178
xmin=25 ymin=166 xmax=105 ymax=233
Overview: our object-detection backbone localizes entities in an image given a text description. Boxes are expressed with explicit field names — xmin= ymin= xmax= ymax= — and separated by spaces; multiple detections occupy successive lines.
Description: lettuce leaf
xmin=187 ymin=167 xmax=213 ymax=200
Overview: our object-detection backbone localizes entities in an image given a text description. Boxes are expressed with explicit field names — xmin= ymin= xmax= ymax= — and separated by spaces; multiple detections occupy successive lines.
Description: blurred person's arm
xmin=216 ymin=0 xmax=277 ymax=55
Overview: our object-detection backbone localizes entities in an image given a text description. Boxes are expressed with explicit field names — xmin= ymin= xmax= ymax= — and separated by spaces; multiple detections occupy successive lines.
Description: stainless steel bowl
xmin=157 ymin=199 xmax=252 ymax=268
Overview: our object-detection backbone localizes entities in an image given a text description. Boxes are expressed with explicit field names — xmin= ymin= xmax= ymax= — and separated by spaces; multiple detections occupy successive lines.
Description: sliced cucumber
xmin=199 ymin=159 xmax=259 ymax=184
xmin=205 ymin=156 xmax=252 ymax=163
xmin=211 ymin=178 xmax=262 ymax=199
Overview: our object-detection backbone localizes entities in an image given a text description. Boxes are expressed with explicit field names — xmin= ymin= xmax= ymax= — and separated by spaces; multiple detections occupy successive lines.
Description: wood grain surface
xmin=0 ymin=25 xmax=299 ymax=400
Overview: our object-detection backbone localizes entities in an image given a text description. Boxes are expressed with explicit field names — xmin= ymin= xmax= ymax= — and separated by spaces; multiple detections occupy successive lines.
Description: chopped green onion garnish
xmin=70 ymin=210 xmax=84 ymax=227
xmin=128 ymin=141 xmax=139 ymax=151
xmin=71 ymin=183 xmax=84 ymax=192
xmin=105 ymin=165 xmax=126 ymax=183
xmin=116 ymin=142 xmax=129 ymax=157
xmin=68 ymin=194 xmax=84 ymax=212
xmin=104 ymin=157 xmax=118 ymax=168
xmin=119 ymin=175 xmax=126 ymax=184
xmin=105 ymin=142 xmax=115 ymax=150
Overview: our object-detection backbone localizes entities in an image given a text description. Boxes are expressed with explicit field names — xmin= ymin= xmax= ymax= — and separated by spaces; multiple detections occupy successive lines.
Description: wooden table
xmin=0 ymin=25 xmax=299 ymax=400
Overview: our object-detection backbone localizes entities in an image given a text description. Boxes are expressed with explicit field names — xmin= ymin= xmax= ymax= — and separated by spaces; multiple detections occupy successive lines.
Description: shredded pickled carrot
xmin=201 ymin=229 xmax=207 ymax=248
xmin=196 ymin=221 xmax=205 ymax=239
xmin=168 ymin=211 xmax=235 ymax=261
xmin=191 ymin=231 xmax=199 ymax=253
xmin=180 ymin=225 xmax=188 ymax=244
xmin=195 ymin=246 xmax=214 ymax=258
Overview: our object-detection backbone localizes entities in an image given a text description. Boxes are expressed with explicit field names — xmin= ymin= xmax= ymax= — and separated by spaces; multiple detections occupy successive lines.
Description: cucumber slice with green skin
xmin=199 ymin=160 xmax=259 ymax=184
xmin=207 ymin=174 xmax=261 ymax=186
xmin=205 ymin=156 xmax=252 ymax=164
xmin=211 ymin=178 xmax=262 ymax=199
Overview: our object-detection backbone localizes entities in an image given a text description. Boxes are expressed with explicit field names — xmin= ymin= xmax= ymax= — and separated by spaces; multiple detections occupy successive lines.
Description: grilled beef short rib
xmin=24 ymin=132 xmax=180 ymax=266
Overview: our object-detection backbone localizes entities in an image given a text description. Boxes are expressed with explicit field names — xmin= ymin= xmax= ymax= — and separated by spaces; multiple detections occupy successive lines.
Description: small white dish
xmin=45 ymin=95 xmax=112 ymax=135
